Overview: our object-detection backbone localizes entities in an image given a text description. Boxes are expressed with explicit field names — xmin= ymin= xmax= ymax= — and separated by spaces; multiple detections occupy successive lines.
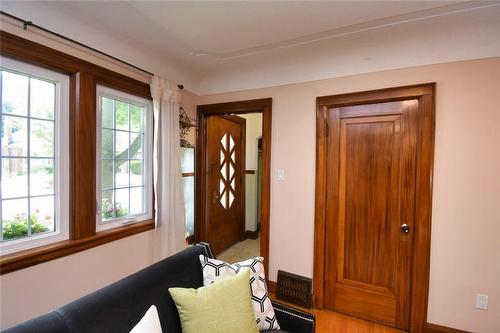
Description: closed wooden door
xmin=205 ymin=115 xmax=246 ymax=255
xmin=324 ymin=100 xmax=418 ymax=329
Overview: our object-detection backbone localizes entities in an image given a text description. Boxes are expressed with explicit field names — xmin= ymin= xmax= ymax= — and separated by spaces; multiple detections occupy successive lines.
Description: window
xmin=181 ymin=147 xmax=195 ymax=240
xmin=1 ymin=34 xmax=156 ymax=273
xmin=96 ymin=86 xmax=153 ymax=231
xmin=0 ymin=57 xmax=69 ymax=255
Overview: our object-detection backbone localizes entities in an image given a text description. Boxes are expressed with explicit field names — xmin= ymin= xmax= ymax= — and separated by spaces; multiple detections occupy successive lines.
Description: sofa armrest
xmin=271 ymin=301 xmax=315 ymax=333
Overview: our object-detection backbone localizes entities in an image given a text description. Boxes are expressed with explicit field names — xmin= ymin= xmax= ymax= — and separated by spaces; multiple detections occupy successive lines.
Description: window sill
xmin=0 ymin=219 xmax=155 ymax=275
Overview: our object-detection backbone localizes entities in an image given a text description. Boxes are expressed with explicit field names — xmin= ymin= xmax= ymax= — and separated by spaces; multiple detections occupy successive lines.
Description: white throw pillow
xmin=129 ymin=305 xmax=162 ymax=333
xmin=199 ymin=255 xmax=280 ymax=331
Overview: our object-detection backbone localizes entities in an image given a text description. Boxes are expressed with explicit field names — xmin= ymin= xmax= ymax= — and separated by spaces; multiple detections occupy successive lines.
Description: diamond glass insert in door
xmin=219 ymin=133 xmax=237 ymax=209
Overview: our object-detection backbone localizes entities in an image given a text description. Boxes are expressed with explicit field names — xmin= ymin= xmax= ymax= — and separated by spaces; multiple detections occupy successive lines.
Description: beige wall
xmin=0 ymin=231 xmax=156 ymax=329
xmin=196 ymin=58 xmax=500 ymax=333
xmin=239 ymin=114 xmax=263 ymax=232
xmin=240 ymin=113 xmax=263 ymax=171
xmin=1 ymin=59 xmax=498 ymax=332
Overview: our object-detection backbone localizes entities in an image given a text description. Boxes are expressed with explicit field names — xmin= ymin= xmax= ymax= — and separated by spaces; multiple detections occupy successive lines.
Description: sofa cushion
xmin=169 ymin=270 xmax=259 ymax=333
xmin=129 ymin=305 xmax=162 ymax=333
xmin=199 ymin=255 xmax=280 ymax=331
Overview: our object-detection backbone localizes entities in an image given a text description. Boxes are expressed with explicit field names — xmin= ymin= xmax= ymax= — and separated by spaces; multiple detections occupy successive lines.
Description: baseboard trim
xmin=425 ymin=323 xmax=471 ymax=333
xmin=268 ymin=280 xmax=277 ymax=293
xmin=245 ymin=229 xmax=259 ymax=239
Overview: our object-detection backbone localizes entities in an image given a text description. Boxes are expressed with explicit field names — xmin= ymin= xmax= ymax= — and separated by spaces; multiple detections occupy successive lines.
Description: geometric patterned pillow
xmin=199 ymin=255 xmax=280 ymax=331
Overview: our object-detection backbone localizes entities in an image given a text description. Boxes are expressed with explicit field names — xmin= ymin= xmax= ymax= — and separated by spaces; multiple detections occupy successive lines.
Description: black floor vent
xmin=276 ymin=270 xmax=312 ymax=308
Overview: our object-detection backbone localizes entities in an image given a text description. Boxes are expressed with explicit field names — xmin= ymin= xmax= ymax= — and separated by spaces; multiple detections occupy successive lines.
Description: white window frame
xmin=0 ymin=56 xmax=70 ymax=255
xmin=95 ymin=85 xmax=153 ymax=231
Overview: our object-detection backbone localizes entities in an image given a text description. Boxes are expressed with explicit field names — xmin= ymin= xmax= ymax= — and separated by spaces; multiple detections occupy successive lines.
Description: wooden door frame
xmin=313 ymin=83 xmax=436 ymax=333
xmin=196 ymin=98 xmax=272 ymax=278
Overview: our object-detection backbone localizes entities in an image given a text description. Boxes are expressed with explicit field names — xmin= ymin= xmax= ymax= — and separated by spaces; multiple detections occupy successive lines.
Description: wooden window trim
xmin=0 ymin=31 xmax=154 ymax=274
xmin=0 ymin=220 xmax=154 ymax=274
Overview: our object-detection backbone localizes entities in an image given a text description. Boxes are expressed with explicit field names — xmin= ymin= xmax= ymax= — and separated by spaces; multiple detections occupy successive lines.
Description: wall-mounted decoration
xmin=179 ymin=106 xmax=195 ymax=148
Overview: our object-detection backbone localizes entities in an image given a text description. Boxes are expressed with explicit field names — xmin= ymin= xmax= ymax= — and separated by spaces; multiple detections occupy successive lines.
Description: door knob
xmin=400 ymin=224 xmax=411 ymax=233
xmin=212 ymin=190 xmax=220 ymax=204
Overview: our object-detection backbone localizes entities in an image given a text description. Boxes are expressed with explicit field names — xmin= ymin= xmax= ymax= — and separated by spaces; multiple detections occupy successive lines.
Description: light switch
xmin=277 ymin=169 xmax=285 ymax=181
xmin=476 ymin=294 xmax=488 ymax=310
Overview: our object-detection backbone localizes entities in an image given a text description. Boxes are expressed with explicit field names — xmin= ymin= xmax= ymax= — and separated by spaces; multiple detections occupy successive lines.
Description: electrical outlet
xmin=476 ymin=294 xmax=488 ymax=310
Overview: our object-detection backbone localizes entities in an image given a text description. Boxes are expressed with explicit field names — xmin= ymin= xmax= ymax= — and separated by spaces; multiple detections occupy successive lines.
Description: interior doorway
xmin=314 ymin=84 xmax=435 ymax=332
xmin=196 ymin=99 xmax=272 ymax=277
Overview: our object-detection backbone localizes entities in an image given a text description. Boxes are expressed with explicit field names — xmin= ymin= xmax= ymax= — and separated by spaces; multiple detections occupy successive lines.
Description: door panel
xmin=205 ymin=115 xmax=246 ymax=255
xmin=324 ymin=100 xmax=418 ymax=329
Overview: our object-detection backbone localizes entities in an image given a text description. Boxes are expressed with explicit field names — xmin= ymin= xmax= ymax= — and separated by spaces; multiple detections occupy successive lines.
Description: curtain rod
xmin=0 ymin=10 xmax=184 ymax=90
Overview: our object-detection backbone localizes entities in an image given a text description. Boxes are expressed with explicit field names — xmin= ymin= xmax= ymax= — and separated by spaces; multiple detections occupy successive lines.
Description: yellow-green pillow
xmin=168 ymin=269 xmax=259 ymax=333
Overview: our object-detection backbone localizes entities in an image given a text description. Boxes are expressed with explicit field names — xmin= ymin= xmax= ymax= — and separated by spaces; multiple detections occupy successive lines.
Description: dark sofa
xmin=3 ymin=243 xmax=315 ymax=333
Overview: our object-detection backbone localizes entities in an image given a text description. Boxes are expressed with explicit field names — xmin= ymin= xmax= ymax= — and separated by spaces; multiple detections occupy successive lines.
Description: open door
xmin=204 ymin=115 xmax=246 ymax=255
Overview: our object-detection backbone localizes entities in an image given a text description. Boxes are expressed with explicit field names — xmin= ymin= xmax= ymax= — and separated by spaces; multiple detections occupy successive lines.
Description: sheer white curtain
xmin=150 ymin=76 xmax=186 ymax=260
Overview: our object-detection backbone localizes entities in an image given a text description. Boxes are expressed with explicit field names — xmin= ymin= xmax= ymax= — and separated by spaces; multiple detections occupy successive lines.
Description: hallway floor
xmin=217 ymin=236 xmax=260 ymax=263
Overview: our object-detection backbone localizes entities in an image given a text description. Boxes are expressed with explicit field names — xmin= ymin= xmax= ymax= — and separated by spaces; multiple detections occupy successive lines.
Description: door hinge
xmin=326 ymin=123 xmax=329 ymax=137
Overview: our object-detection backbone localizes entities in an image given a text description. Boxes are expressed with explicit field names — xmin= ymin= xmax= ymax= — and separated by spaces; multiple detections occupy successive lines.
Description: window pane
xmin=115 ymin=131 xmax=129 ymax=158
xmin=1 ymin=71 xmax=28 ymax=116
xmin=30 ymin=196 xmax=55 ymax=234
xmin=115 ymin=101 xmax=129 ymax=131
xmin=1 ymin=62 xmax=68 ymax=251
xmin=130 ymin=104 xmax=143 ymax=133
xmin=1 ymin=115 xmax=27 ymax=157
xmin=102 ymin=97 xmax=114 ymax=128
xmin=102 ymin=159 xmax=114 ymax=189
xmin=130 ymin=160 xmax=143 ymax=186
xmin=1 ymin=158 xmax=28 ymax=198
xmin=101 ymin=190 xmax=114 ymax=221
xmin=130 ymin=187 xmax=143 ymax=215
xmin=30 ymin=158 xmax=54 ymax=196
xmin=2 ymin=198 xmax=28 ymax=240
xmin=115 ymin=188 xmax=129 ymax=218
xmin=97 ymin=87 xmax=150 ymax=226
xmin=30 ymin=78 xmax=55 ymax=120
xmin=183 ymin=176 xmax=194 ymax=237
xmin=30 ymin=119 xmax=54 ymax=157
xmin=130 ymin=133 xmax=143 ymax=159
xmin=181 ymin=147 xmax=194 ymax=173
xmin=228 ymin=190 xmax=234 ymax=208
xmin=115 ymin=159 xmax=129 ymax=187
xmin=101 ymin=129 xmax=114 ymax=158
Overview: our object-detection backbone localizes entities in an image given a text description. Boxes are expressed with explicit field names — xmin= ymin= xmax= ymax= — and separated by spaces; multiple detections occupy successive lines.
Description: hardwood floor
xmin=270 ymin=293 xmax=406 ymax=333
xmin=311 ymin=308 xmax=406 ymax=333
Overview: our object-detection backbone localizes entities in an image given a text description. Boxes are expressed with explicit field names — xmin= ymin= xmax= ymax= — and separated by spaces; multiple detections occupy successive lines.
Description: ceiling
xmin=126 ymin=1 xmax=461 ymax=56
xmin=1 ymin=1 xmax=499 ymax=93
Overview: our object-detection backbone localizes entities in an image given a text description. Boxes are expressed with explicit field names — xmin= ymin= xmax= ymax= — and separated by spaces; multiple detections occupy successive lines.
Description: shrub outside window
xmin=96 ymin=85 xmax=153 ymax=231
xmin=0 ymin=57 xmax=69 ymax=255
